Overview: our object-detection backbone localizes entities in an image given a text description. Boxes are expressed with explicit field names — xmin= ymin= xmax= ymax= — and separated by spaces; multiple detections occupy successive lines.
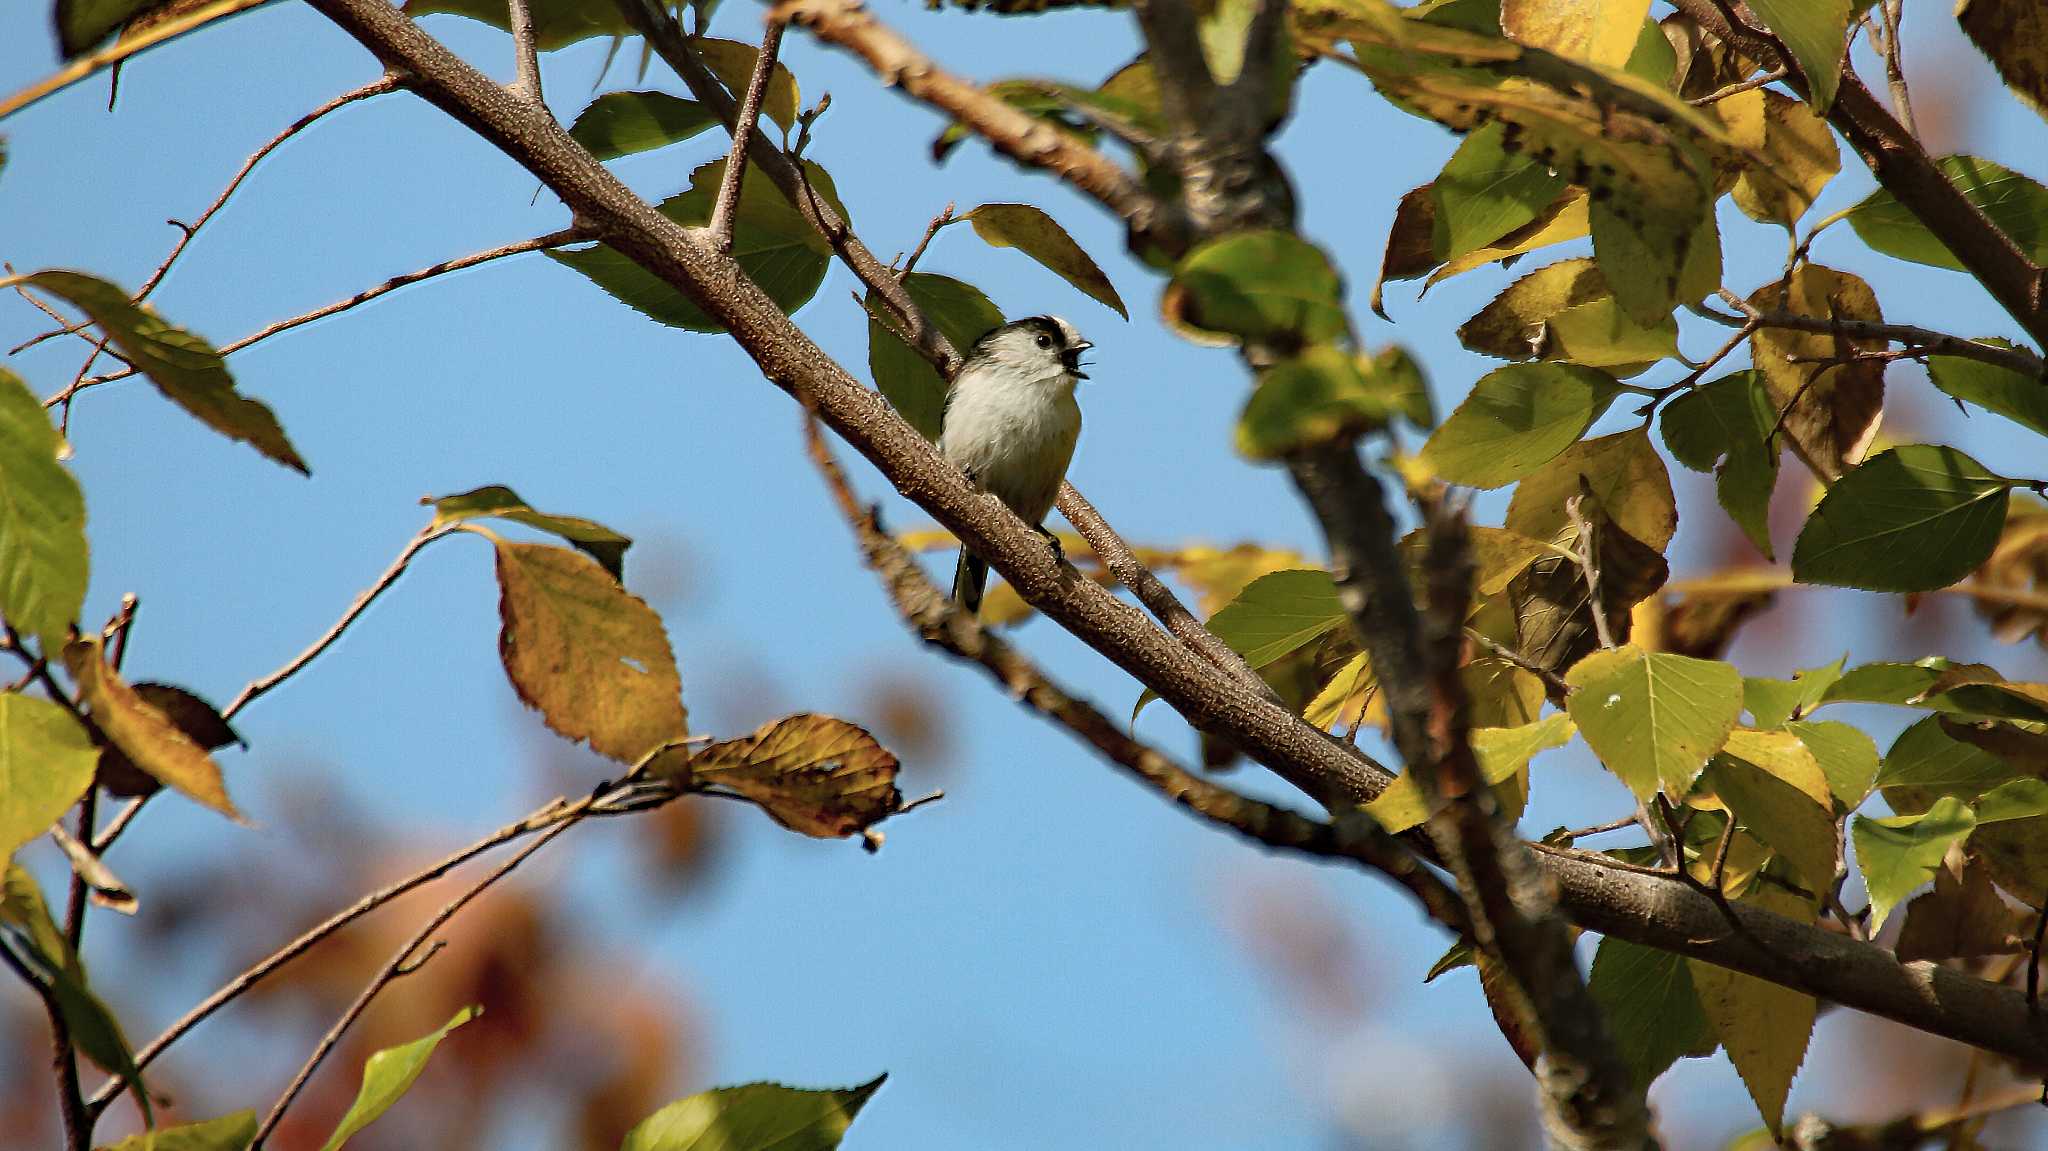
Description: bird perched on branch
xmin=939 ymin=315 xmax=1090 ymax=614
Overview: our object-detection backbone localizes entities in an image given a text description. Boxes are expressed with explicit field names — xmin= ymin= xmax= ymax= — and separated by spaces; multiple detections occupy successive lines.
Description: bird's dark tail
xmin=952 ymin=549 xmax=989 ymax=614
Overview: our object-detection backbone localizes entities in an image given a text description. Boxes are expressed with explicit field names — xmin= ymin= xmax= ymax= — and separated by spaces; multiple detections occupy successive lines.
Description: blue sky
xmin=4 ymin=2 xmax=2048 ymax=1148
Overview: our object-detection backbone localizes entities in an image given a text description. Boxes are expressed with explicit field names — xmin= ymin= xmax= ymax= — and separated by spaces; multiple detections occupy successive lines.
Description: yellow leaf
xmin=1687 ymin=887 xmax=1817 ymax=1135
xmin=1506 ymin=427 xmax=1678 ymax=550
xmin=62 ymin=639 xmax=240 ymax=821
xmin=1502 ymin=0 xmax=1652 ymax=67
xmin=1730 ymin=91 xmax=1840 ymax=225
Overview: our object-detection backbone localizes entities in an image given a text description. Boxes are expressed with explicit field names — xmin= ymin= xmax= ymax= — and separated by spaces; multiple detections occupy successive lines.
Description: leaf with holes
xmin=1792 ymin=446 xmax=2011 ymax=593
xmin=493 ymin=541 xmax=687 ymax=763
xmin=962 ymin=203 xmax=1126 ymax=318
xmin=0 ymin=270 xmax=305 ymax=472
xmin=430 ymin=485 xmax=632 ymax=579
xmin=663 ymin=714 xmax=901 ymax=838
xmin=1566 ymin=645 xmax=1743 ymax=798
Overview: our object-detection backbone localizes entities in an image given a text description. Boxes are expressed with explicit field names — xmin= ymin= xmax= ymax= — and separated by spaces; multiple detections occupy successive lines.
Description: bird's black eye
xmin=1035 ymin=333 xmax=1053 ymax=349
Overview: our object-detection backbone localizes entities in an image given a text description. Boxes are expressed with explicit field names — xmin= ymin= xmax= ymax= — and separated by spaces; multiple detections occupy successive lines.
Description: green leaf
xmin=1587 ymin=934 xmax=1716 ymax=1090
xmin=693 ymin=38 xmax=802 ymax=133
xmin=55 ymin=0 xmax=158 ymax=55
xmin=0 ymin=368 xmax=89 ymax=648
xmin=1957 ymin=0 xmax=2048 ymax=126
xmin=1745 ymin=0 xmax=1850 ymax=111
xmin=1566 ymin=645 xmax=1743 ymax=798
xmin=1420 ymin=363 xmax=1619 ymax=489
xmin=1853 ymin=796 xmax=1977 ymax=932
xmin=1 ymin=270 xmax=306 ymax=472
xmin=318 ymin=1006 xmax=479 ymax=1151
xmin=1786 ymin=719 xmax=1880 ymax=810
xmin=1366 ymin=713 xmax=1574 ymax=833
xmin=1590 ymin=191 xmax=1720 ymax=325
xmin=655 ymin=713 xmax=902 ymax=838
xmin=1791 ymin=445 xmax=2012 ymax=593
xmin=962 ymin=203 xmax=1127 ymax=318
xmin=568 ymin=91 xmax=718 ymax=161
xmin=621 ymin=1076 xmax=886 ymax=1151
xmin=866 ymin=274 xmax=1004 ymax=442
xmin=1204 ymin=569 xmax=1346 ymax=670
xmin=1432 ymin=122 xmax=1567 ymax=261
xmin=1504 ymin=425 xmax=1677 ymax=551
xmin=1661 ymin=371 xmax=1779 ymax=558
xmin=1875 ymin=715 xmax=2020 ymax=798
xmin=1165 ymin=231 xmax=1347 ymax=343
xmin=100 ymin=1111 xmax=257 ymax=1151
xmin=1457 ymin=257 xmax=1678 ymax=370
xmin=1687 ymin=887 xmax=1817 ymax=1135
xmin=1423 ymin=937 xmax=1475 ymax=982
xmin=1 ymin=862 xmax=148 ymax=1119
xmin=1926 ymin=344 xmax=2048 ymax=439
xmin=550 ymin=158 xmax=844 ymax=332
xmin=1368 ymin=345 xmax=1434 ymax=428
xmin=1237 ymin=346 xmax=1393 ymax=459
xmin=1742 ymin=658 xmax=1842 ymax=729
xmin=63 ymin=637 xmax=241 ymax=821
xmin=429 ymin=485 xmax=631 ymax=579
xmin=1846 ymin=156 xmax=2048 ymax=270
xmin=492 ymin=541 xmax=688 ymax=763
xmin=1973 ymin=777 xmax=2048 ymax=823
xmin=0 ymin=694 xmax=97 ymax=862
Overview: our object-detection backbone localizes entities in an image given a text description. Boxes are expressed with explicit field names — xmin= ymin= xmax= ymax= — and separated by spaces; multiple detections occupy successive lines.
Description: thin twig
xmin=1877 ymin=0 xmax=1915 ymax=139
xmin=707 ymin=21 xmax=785 ymax=252
xmin=506 ymin=0 xmax=541 ymax=102
xmin=1564 ymin=495 xmax=1615 ymax=652
xmin=251 ymin=817 xmax=576 ymax=1147
xmin=1686 ymin=65 xmax=1788 ymax=106
xmin=0 ymin=941 xmax=90 ymax=1151
xmin=50 ymin=229 xmax=590 ymax=406
xmin=897 ymin=202 xmax=955 ymax=277
xmin=1553 ymin=814 xmax=1643 ymax=843
xmin=1463 ymin=627 xmax=1571 ymax=698
xmin=1704 ymin=287 xmax=2045 ymax=379
xmin=224 ymin=525 xmax=453 ymax=720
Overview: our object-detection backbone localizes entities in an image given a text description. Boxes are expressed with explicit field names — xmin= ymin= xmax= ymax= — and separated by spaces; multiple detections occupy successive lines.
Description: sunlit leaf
xmin=1792 ymin=446 xmax=2011 ymax=593
xmin=1853 ymin=796 xmax=1977 ymax=932
xmin=1785 ymin=718 xmax=1879 ymax=810
xmin=430 ymin=485 xmax=632 ymax=579
xmin=660 ymin=714 xmax=901 ymax=838
xmin=866 ymin=273 xmax=1004 ymax=442
xmin=621 ymin=1076 xmax=885 ymax=1151
xmin=1687 ymin=887 xmax=1817 ymax=1135
xmin=1926 ymin=344 xmax=2048 ymax=440
xmin=1 ymin=862 xmax=148 ymax=1117
xmin=0 ymin=270 xmax=305 ymax=472
xmin=0 ymin=368 xmax=88 ymax=648
xmin=1505 ymin=426 xmax=1677 ymax=552
xmin=1500 ymin=0 xmax=1650 ymax=66
xmin=1204 ymin=569 xmax=1347 ymax=670
xmin=1432 ymin=122 xmax=1566 ymax=261
xmin=100 ymin=1110 xmax=256 ymax=1151
xmin=492 ymin=541 xmax=688 ymax=763
xmin=1365 ymin=712 xmax=1573 ymax=832
xmin=1237 ymin=346 xmax=1393 ymax=459
xmin=1566 ymin=645 xmax=1743 ymax=798
xmin=0 ymin=695 xmax=96 ymax=862
xmin=318 ymin=1006 xmax=479 ymax=1151
xmin=1876 ymin=715 xmax=2025 ymax=797
xmin=1420 ymin=363 xmax=1619 ymax=489
xmin=568 ymin=91 xmax=718 ymax=161
xmin=62 ymin=638 xmax=240 ymax=820
xmin=1704 ymin=740 xmax=1835 ymax=892
xmin=1458 ymin=258 xmax=1677 ymax=370
xmin=1726 ymin=90 xmax=1840 ymax=225
xmin=94 ymin=682 xmax=239 ymax=799
xmin=962 ymin=203 xmax=1127 ymax=318
xmin=406 ymin=0 xmax=626 ymax=50
xmin=694 ymin=38 xmax=802 ymax=133
xmin=1590 ymin=189 xmax=1719 ymax=325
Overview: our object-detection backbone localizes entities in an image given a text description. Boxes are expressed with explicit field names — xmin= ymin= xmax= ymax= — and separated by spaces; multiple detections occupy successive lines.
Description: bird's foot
xmin=1035 ymin=524 xmax=1065 ymax=565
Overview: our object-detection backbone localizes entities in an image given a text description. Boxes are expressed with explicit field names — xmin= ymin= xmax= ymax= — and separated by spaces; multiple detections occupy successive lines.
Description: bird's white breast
xmin=939 ymin=368 xmax=1081 ymax=527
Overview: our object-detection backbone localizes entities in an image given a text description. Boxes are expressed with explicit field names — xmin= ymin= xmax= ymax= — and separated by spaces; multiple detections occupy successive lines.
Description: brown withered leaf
xmin=1657 ymin=586 xmax=1776 ymax=660
xmin=661 ymin=714 xmax=902 ymax=839
xmin=1747 ymin=265 xmax=1886 ymax=480
xmin=1662 ymin=12 xmax=1757 ymax=102
xmin=62 ymin=639 xmax=241 ymax=821
xmin=494 ymin=541 xmax=688 ymax=764
xmin=1966 ymin=496 xmax=2048 ymax=648
xmin=95 ymin=683 xmax=241 ymax=798
xmin=1374 ymin=184 xmax=1441 ymax=318
xmin=1958 ymin=0 xmax=2048 ymax=125
xmin=1895 ymin=860 xmax=2030 ymax=963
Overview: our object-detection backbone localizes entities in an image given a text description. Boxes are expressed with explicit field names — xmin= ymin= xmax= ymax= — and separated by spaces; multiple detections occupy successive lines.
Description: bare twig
xmin=251 ymin=817 xmax=576 ymax=1147
xmin=506 ymin=0 xmax=541 ymax=102
xmin=1877 ymin=0 xmax=1915 ymax=139
xmin=707 ymin=21 xmax=785 ymax=252
xmin=1686 ymin=65 xmax=1788 ymax=106
xmin=0 ymin=941 xmax=90 ymax=1151
xmin=53 ymin=228 xmax=588 ymax=405
xmin=1564 ymin=494 xmax=1617 ymax=652
xmin=897 ymin=202 xmax=955 ymax=278
xmin=1702 ymin=302 xmax=2045 ymax=379
xmin=1463 ymin=627 xmax=1571 ymax=698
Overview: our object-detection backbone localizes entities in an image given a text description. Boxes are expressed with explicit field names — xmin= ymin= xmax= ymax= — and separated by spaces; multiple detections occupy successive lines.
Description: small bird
xmin=939 ymin=315 xmax=1090 ymax=614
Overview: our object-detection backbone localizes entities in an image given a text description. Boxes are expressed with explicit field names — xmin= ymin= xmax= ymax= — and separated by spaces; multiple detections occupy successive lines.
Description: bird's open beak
xmin=1065 ymin=341 xmax=1093 ymax=379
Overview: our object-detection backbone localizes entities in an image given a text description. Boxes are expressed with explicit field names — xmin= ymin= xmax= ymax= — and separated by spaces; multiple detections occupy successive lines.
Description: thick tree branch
xmin=296 ymin=0 xmax=2048 ymax=1069
xmin=803 ymin=414 xmax=1466 ymax=930
xmin=1671 ymin=0 xmax=2048 ymax=349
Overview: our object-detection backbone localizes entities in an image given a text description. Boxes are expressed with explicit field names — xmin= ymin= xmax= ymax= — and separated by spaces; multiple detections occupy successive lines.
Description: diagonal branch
xmin=707 ymin=21 xmax=784 ymax=252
